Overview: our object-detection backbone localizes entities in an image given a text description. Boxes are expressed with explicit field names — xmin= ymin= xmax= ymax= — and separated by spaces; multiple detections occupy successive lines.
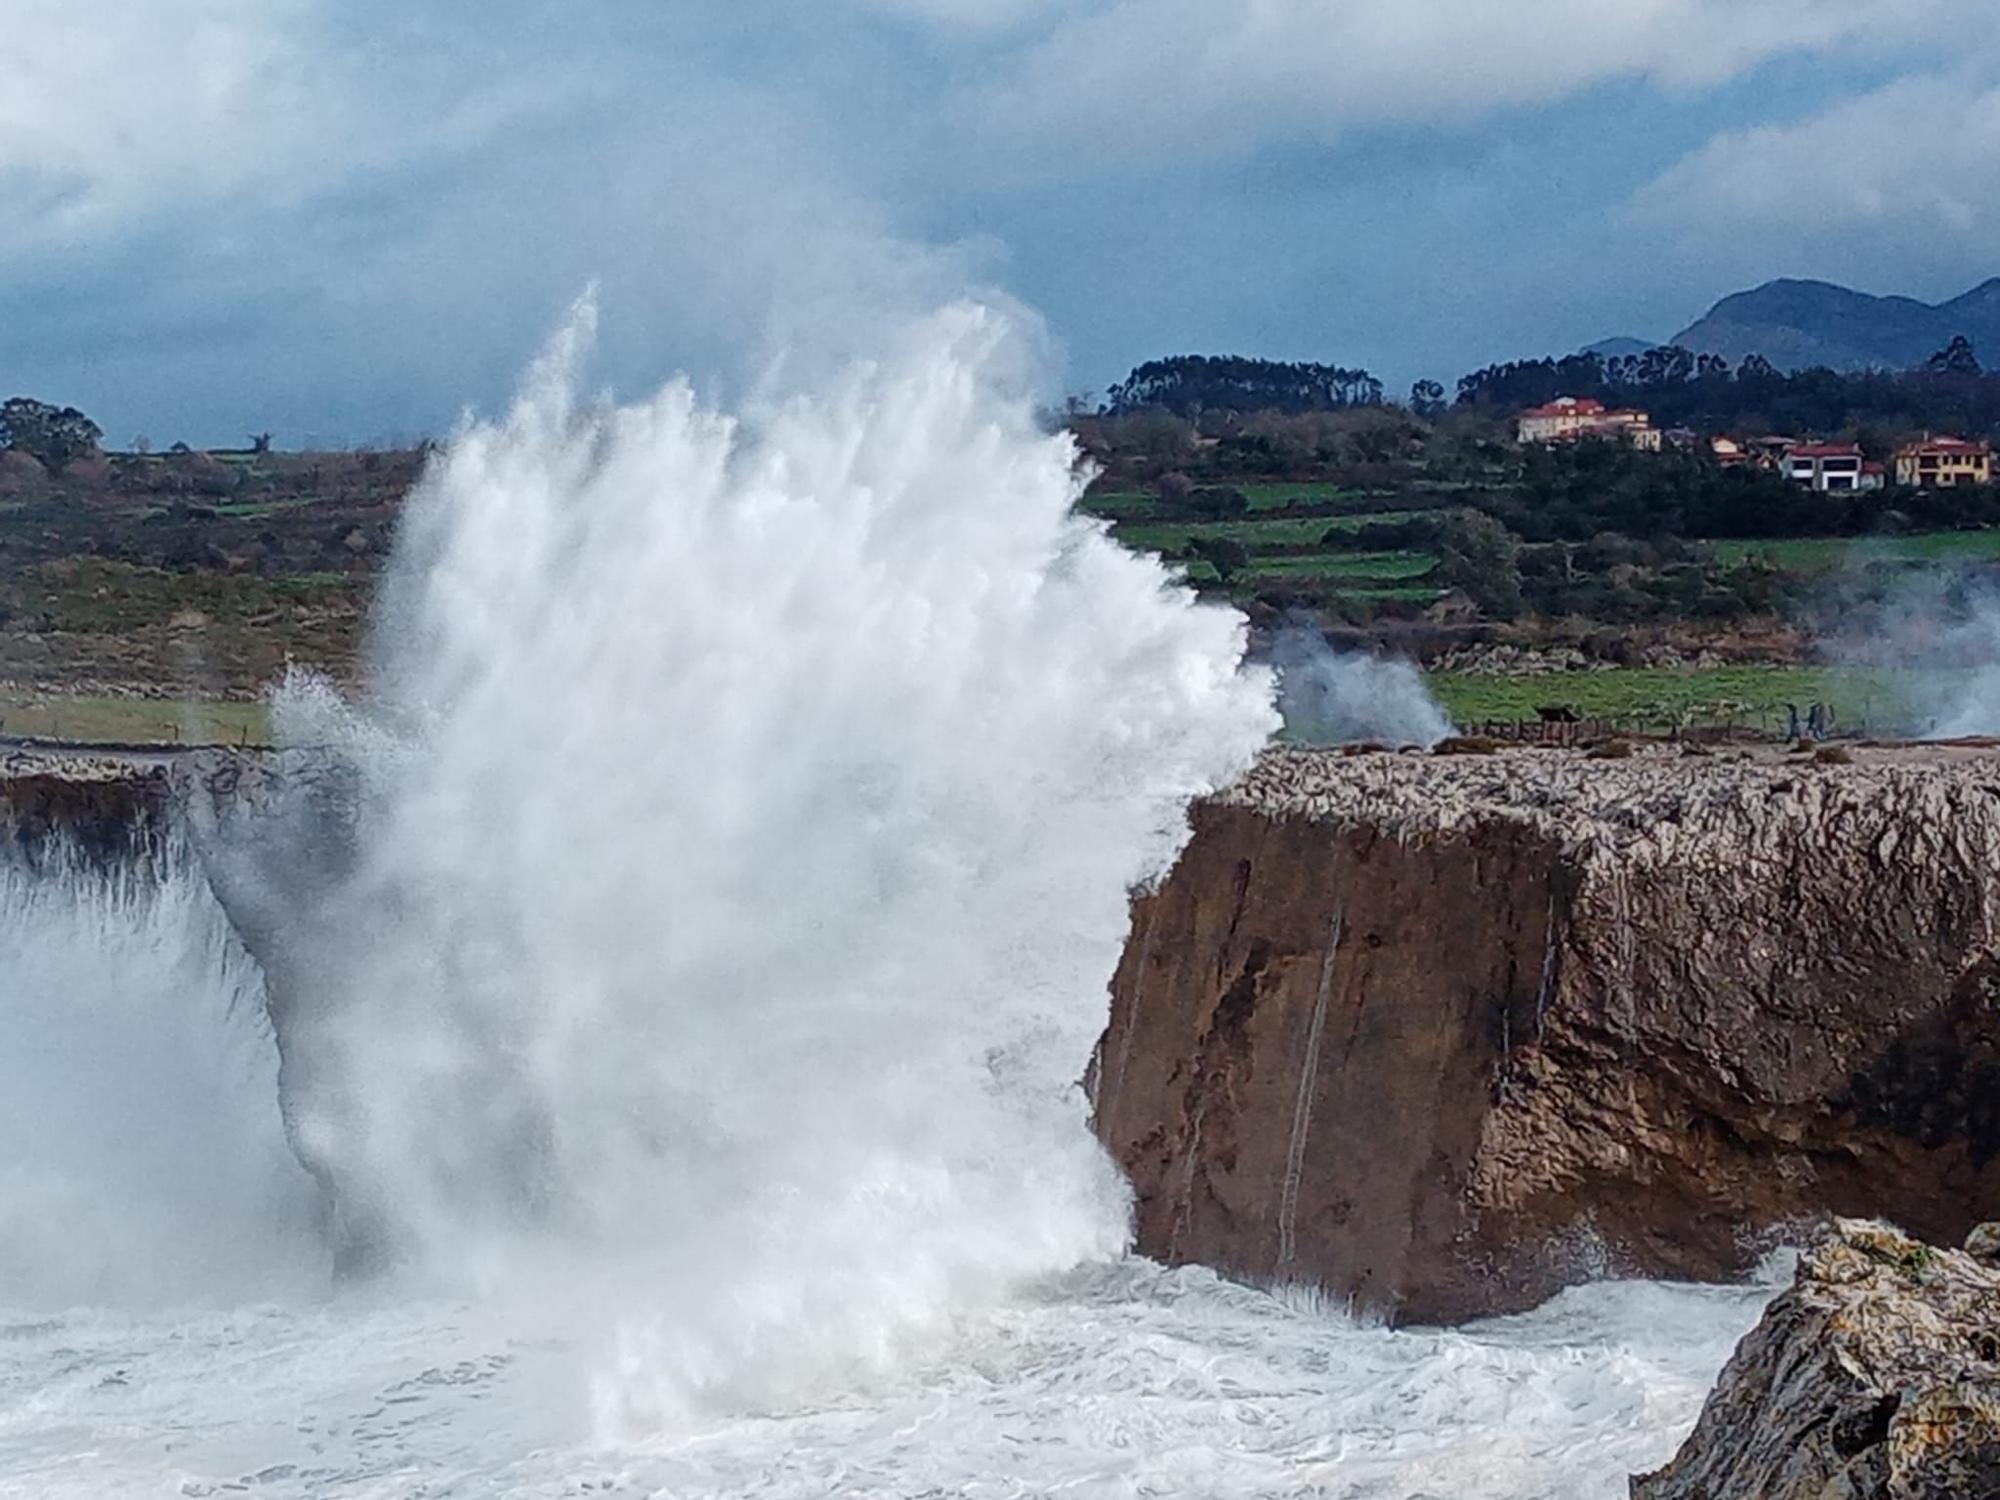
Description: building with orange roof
xmin=1894 ymin=435 xmax=1992 ymax=489
xmin=1517 ymin=397 xmax=1662 ymax=451
xmin=1782 ymin=442 xmax=1883 ymax=493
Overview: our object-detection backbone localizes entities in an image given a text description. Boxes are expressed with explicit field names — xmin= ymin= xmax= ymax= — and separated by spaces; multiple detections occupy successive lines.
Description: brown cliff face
xmin=1093 ymin=745 xmax=2000 ymax=1325
xmin=0 ymin=756 xmax=174 ymax=863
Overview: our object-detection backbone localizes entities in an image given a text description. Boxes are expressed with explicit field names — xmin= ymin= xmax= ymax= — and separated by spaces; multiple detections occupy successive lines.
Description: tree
xmin=1409 ymin=379 xmax=1446 ymax=419
xmin=1433 ymin=509 xmax=1524 ymax=618
xmin=1926 ymin=335 xmax=1982 ymax=377
xmin=0 ymin=397 xmax=102 ymax=471
xmin=250 ymin=431 xmax=274 ymax=454
xmin=1189 ymin=536 xmax=1249 ymax=582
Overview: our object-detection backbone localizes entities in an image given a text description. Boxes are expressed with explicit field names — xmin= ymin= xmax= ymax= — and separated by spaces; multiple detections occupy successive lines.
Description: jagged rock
xmin=1632 ymin=1219 xmax=2000 ymax=1499
xmin=1092 ymin=744 xmax=2000 ymax=1323
xmin=1966 ymin=1222 xmax=2000 ymax=1266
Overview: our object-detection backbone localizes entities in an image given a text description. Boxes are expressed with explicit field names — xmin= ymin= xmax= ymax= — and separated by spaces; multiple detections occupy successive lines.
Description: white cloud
xmin=0 ymin=0 xmax=561 ymax=260
xmin=965 ymin=0 xmax=1988 ymax=162
xmin=1632 ymin=70 xmax=2000 ymax=249
xmin=0 ymin=2 xmax=338 ymax=232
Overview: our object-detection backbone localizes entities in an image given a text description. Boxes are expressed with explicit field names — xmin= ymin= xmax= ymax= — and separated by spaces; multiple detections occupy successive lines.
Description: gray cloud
xmin=7 ymin=0 xmax=1996 ymax=443
xmin=1631 ymin=67 xmax=2000 ymax=268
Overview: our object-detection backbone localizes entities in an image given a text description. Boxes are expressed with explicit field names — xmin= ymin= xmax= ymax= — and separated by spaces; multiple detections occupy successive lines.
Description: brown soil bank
xmin=1092 ymin=743 xmax=2000 ymax=1325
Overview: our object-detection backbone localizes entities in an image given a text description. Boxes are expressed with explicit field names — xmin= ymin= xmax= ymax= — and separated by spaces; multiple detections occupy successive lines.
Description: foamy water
xmin=0 ymin=1264 xmax=1769 ymax=1499
xmin=0 ymin=307 xmax=1762 ymax=1496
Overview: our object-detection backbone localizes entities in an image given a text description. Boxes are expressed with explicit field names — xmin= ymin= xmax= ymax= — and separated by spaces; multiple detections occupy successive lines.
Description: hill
xmin=1671 ymin=277 xmax=2000 ymax=372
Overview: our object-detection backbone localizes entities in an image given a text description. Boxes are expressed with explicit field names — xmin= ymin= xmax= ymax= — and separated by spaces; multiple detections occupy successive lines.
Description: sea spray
xmin=258 ymin=300 xmax=1278 ymax=1425
xmin=1820 ymin=568 xmax=2000 ymax=735
xmin=0 ymin=833 xmax=323 ymax=1309
xmin=1272 ymin=627 xmax=1452 ymax=746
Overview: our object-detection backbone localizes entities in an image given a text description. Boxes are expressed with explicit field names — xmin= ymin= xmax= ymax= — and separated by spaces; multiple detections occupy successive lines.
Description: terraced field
xmin=1111 ymin=513 xmax=1403 ymax=552
xmin=1083 ymin=483 xmax=1374 ymax=518
xmin=1709 ymin=529 xmax=2000 ymax=570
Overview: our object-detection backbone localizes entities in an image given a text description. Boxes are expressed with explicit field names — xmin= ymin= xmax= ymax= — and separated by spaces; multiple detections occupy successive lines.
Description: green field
xmin=1710 ymin=529 xmax=2000 ymax=570
xmin=1427 ymin=666 xmax=1944 ymax=733
xmin=1112 ymin=513 xmax=1402 ymax=552
xmin=1239 ymin=550 xmax=1438 ymax=581
xmin=0 ymin=689 xmax=271 ymax=746
xmin=1084 ymin=483 xmax=1363 ymax=517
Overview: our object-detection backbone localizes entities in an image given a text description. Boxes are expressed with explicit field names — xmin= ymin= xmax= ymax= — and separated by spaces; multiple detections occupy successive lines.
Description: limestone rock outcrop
xmin=1092 ymin=744 xmax=2000 ymax=1324
xmin=1632 ymin=1218 xmax=2000 ymax=1499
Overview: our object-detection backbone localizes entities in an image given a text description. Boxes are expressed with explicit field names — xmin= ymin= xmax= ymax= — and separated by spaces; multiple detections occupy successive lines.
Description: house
xmin=1894 ymin=436 xmax=1993 ymax=489
xmin=1517 ymin=397 xmax=1663 ymax=451
xmin=1747 ymin=435 xmax=1801 ymax=470
xmin=1711 ymin=435 xmax=1748 ymax=467
xmin=1783 ymin=442 xmax=1882 ymax=493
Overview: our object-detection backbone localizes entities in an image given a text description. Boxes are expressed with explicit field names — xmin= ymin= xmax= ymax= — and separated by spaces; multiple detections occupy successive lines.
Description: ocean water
xmin=0 ymin=306 xmax=1767 ymax=1497
xmin=0 ymin=1260 xmax=1770 ymax=1499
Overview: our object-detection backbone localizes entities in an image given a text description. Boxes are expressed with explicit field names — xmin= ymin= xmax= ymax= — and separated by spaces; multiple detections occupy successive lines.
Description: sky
xmin=6 ymin=0 xmax=2000 ymax=447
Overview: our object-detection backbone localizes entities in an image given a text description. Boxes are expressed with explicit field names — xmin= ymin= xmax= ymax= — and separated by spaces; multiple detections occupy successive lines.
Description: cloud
xmin=0 ymin=0 xmax=567 ymax=263
xmin=1632 ymin=70 xmax=2000 ymax=252
xmin=964 ymin=0 xmax=1978 ymax=163
xmin=0 ymin=1 xmax=335 ymax=239
xmin=10 ymin=0 xmax=1996 ymax=444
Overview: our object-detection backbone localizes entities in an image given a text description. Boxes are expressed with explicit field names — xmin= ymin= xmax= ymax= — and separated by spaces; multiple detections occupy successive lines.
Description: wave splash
xmin=252 ymin=301 xmax=1276 ymax=1426
xmin=0 ymin=839 xmax=323 ymax=1310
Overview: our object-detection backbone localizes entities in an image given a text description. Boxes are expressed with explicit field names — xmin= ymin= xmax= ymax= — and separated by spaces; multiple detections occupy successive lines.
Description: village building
xmin=1517 ymin=397 xmax=1663 ymax=451
xmin=1711 ymin=435 xmax=1747 ymax=467
xmin=1782 ymin=442 xmax=1883 ymax=493
xmin=1894 ymin=435 xmax=1993 ymax=488
xmin=1747 ymin=435 xmax=1800 ymax=470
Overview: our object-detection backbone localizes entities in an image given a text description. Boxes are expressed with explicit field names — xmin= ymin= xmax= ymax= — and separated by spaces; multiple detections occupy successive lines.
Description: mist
xmin=1270 ymin=627 xmax=1453 ymax=747
xmin=1820 ymin=566 xmax=2000 ymax=738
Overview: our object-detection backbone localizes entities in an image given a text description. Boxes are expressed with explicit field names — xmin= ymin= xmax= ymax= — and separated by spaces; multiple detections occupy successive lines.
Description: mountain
xmin=1582 ymin=336 xmax=1656 ymax=359
xmin=1669 ymin=277 xmax=2000 ymax=372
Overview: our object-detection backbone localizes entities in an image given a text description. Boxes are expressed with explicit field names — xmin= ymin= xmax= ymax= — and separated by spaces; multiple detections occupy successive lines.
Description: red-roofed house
xmin=1783 ymin=442 xmax=1882 ymax=493
xmin=1517 ymin=397 xmax=1662 ymax=451
xmin=1894 ymin=436 xmax=1992 ymax=489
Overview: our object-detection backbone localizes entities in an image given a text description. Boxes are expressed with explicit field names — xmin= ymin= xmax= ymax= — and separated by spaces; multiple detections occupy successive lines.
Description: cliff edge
xmin=1092 ymin=744 xmax=2000 ymax=1324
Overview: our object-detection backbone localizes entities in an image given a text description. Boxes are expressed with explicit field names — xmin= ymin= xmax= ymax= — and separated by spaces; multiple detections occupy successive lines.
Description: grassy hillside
xmin=1429 ymin=666 xmax=1933 ymax=734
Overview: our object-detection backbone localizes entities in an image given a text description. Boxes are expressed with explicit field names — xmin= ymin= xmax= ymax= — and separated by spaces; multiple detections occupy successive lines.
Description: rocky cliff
xmin=1633 ymin=1218 xmax=2000 ymax=1498
xmin=0 ymin=748 xmax=176 ymax=863
xmin=1093 ymin=744 xmax=2000 ymax=1324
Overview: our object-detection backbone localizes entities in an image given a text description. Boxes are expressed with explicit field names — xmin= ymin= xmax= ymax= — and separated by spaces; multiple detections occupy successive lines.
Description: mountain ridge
xmin=1669 ymin=277 xmax=2000 ymax=372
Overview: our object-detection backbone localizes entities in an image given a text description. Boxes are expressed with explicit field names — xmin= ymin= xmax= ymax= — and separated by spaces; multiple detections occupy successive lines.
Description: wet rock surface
xmin=1632 ymin=1219 xmax=2000 ymax=1499
xmin=1093 ymin=744 xmax=2000 ymax=1323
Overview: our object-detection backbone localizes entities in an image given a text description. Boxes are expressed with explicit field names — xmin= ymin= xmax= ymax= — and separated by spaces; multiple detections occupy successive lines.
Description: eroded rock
xmin=1092 ymin=744 xmax=2000 ymax=1323
xmin=1632 ymin=1219 xmax=2000 ymax=1499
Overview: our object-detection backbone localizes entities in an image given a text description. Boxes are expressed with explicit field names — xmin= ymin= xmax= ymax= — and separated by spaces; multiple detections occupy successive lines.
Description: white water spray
xmin=1272 ymin=628 xmax=1452 ymax=746
xmin=0 ymin=840 xmax=322 ymax=1310
xmin=266 ymin=300 xmax=1276 ymax=1424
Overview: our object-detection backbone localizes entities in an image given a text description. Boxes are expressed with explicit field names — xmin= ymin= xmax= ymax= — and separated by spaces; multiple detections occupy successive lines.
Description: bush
xmin=1188 ymin=485 xmax=1250 ymax=520
xmin=1188 ymin=536 xmax=1250 ymax=581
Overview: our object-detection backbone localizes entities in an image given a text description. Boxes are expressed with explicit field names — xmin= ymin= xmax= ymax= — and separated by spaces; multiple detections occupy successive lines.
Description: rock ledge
xmin=1634 ymin=1218 xmax=2000 ymax=1499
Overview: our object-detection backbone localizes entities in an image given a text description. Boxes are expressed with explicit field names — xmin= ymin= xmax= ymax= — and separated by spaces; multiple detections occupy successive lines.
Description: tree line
xmin=1454 ymin=337 xmax=2000 ymax=438
xmin=1104 ymin=356 xmax=1384 ymax=417
xmin=1100 ymin=335 xmax=2000 ymax=441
